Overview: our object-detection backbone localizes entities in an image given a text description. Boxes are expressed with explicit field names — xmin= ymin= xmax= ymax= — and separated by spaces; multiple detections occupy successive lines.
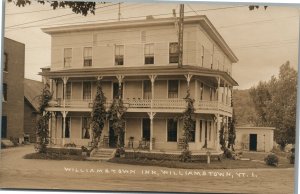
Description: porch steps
xmin=88 ymin=148 xmax=115 ymax=161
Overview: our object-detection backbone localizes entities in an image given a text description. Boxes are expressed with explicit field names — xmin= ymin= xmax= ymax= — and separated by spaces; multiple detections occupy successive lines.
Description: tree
xmin=180 ymin=89 xmax=195 ymax=162
xmin=249 ymin=61 xmax=297 ymax=150
xmin=8 ymin=0 xmax=98 ymax=16
xmin=35 ymin=83 xmax=52 ymax=153
xmin=108 ymin=86 xmax=126 ymax=148
xmin=219 ymin=121 xmax=226 ymax=151
xmin=227 ymin=105 xmax=236 ymax=151
xmin=90 ymin=79 xmax=107 ymax=148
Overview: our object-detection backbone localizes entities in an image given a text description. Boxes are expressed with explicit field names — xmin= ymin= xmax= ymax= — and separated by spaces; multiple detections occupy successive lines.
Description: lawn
xmin=24 ymin=152 xmax=87 ymax=161
xmin=109 ymin=153 xmax=294 ymax=169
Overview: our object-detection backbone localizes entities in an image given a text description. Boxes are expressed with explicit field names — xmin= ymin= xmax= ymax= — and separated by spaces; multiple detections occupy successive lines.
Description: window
xmin=189 ymin=121 xmax=196 ymax=142
xmin=66 ymin=82 xmax=71 ymax=100
xmin=83 ymin=47 xmax=92 ymax=66
xmin=83 ymin=82 xmax=91 ymax=100
xmin=143 ymin=80 xmax=151 ymax=99
xmin=211 ymin=45 xmax=214 ymax=69
xmin=167 ymin=119 xmax=177 ymax=142
xmin=169 ymin=42 xmax=179 ymax=63
xmin=201 ymin=45 xmax=204 ymax=67
xmin=200 ymin=120 xmax=202 ymax=142
xmin=3 ymin=53 xmax=7 ymax=72
xmin=64 ymin=48 xmax=72 ymax=67
xmin=168 ymin=80 xmax=178 ymax=98
xmin=82 ymin=117 xmax=91 ymax=139
xmin=64 ymin=117 xmax=71 ymax=138
xmin=142 ymin=118 xmax=150 ymax=141
xmin=144 ymin=43 xmax=154 ymax=64
xmin=1 ymin=116 xmax=7 ymax=138
xmin=115 ymin=45 xmax=124 ymax=65
xmin=200 ymin=82 xmax=204 ymax=100
xmin=209 ymin=121 xmax=212 ymax=141
xmin=205 ymin=121 xmax=208 ymax=142
xmin=210 ymin=88 xmax=213 ymax=101
xmin=3 ymin=83 xmax=7 ymax=102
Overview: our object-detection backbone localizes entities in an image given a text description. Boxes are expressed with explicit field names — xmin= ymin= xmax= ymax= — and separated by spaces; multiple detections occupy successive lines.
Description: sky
xmin=4 ymin=1 xmax=300 ymax=89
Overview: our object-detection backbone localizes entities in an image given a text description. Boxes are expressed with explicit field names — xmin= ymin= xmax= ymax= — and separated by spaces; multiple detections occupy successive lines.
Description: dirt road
xmin=0 ymin=146 xmax=295 ymax=193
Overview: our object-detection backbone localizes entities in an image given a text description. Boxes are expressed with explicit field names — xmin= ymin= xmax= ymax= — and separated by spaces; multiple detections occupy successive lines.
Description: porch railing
xmin=48 ymin=98 xmax=232 ymax=113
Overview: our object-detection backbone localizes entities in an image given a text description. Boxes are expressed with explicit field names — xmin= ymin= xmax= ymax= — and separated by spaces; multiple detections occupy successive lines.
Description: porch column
xmin=216 ymin=77 xmax=221 ymax=152
xmin=62 ymin=111 xmax=68 ymax=146
xmin=147 ymin=112 xmax=156 ymax=151
xmin=149 ymin=75 xmax=157 ymax=108
xmin=62 ymin=77 xmax=68 ymax=108
xmin=184 ymin=74 xmax=193 ymax=89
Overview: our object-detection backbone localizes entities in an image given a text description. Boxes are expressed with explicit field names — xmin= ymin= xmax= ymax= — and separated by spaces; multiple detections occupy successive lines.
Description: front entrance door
xmin=249 ymin=134 xmax=257 ymax=151
xmin=109 ymin=121 xmax=118 ymax=148
xmin=1 ymin=116 xmax=7 ymax=138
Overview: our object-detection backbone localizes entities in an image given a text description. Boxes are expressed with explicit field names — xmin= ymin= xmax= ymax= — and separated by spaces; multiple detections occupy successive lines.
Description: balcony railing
xmin=48 ymin=98 xmax=232 ymax=114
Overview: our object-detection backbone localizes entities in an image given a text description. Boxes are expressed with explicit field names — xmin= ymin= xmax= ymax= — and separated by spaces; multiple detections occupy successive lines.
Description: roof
xmin=39 ymin=65 xmax=238 ymax=86
xmin=42 ymin=15 xmax=238 ymax=63
xmin=24 ymin=79 xmax=44 ymax=111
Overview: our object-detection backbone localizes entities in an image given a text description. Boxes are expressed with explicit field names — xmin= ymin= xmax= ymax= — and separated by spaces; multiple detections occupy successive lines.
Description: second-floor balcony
xmin=47 ymin=98 xmax=232 ymax=116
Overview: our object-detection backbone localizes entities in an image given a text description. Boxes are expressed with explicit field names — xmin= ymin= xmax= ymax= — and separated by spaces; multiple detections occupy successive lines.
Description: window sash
xmin=83 ymin=82 xmax=91 ymax=100
xmin=3 ymin=53 xmax=7 ymax=72
xmin=66 ymin=83 xmax=71 ymax=100
xmin=167 ymin=119 xmax=177 ymax=142
xmin=82 ymin=117 xmax=91 ymax=139
xmin=143 ymin=80 xmax=152 ymax=99
xmin=64 ymin=117 xmax=71 ymax=138
xmin=64 ymin=48 xmax=72 ymax=67
xmin=169 ymin=42 xmax=179 ymax=63
xmin=3 ymin=83 xmax=7 ymax=101
xmin=142 ymin=118 xmax=150 ymax=141
xmin=189 ymin=121 xmax=196 ymax=142
xmin=168 ymin=80 xmax=178 ymax=98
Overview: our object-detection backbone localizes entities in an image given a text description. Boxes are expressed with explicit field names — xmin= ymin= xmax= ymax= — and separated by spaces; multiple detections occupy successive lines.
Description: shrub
xmin=264 ymin=153 xmax=279 ymax=166
xmin=223 ymin=148 xmax=235 ymax=159
xmin=180 ymin=149 xmax=192 ymax=162
xmin=115 ymin=147 xmax=125 ymax=157
xmin=288 ymin=148 xmax=295 ymax=164
xmin=64 ymin=143 xmax=76 ymax=148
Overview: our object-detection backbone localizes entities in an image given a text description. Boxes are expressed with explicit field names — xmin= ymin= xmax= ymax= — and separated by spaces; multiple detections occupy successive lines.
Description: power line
xmin=5 ymin=5 xmax=248 ymax=30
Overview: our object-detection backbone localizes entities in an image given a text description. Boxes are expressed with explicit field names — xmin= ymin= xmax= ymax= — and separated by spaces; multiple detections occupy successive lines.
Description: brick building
xmin=2 ymin=38 xmax=25 ymax=142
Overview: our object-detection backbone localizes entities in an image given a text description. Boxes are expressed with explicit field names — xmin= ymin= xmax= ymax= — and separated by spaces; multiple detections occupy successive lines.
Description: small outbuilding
xmin=235 ymin=126 xmax=275 ymax=152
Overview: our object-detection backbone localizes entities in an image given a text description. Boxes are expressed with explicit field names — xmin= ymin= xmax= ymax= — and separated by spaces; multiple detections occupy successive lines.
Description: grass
xmin=109 ymin=152 xmax=294 ymax=169
xmin=24 ymin=152 xmax=87 ymax=161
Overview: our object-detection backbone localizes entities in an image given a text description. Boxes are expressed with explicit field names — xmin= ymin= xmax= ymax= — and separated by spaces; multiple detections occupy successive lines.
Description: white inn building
xmin=40 ymin=15 xmax=238 ymax=152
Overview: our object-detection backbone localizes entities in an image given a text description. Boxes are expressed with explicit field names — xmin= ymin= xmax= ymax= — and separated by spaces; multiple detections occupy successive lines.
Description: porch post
xmin=216 ymin=77 xmax=221 ymax=152
xmin=184 ymin=74 xmax=193 ymax=89
xmin=62 ymin=77 xmax=68 ymax=108
xmin=62 ymin=111 xmax=68 ymax=146
xmin=147 ymin=112 xmax=156 ymax=151
xmin=149 ymin=75 xmax=157 ymax=108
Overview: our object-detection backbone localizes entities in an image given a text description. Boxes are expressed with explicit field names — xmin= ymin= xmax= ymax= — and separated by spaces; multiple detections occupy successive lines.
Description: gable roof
xmin=24 ymin=79 xmax=44 ymax=111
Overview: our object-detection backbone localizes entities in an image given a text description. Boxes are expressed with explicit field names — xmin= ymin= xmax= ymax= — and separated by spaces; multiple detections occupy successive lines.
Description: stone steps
xmin=88 ymin=148 xmax=115 ymax=161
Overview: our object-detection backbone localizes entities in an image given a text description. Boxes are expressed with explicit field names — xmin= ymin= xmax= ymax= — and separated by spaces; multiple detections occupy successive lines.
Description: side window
xmin=3 ymin=53 xmax=7 ymax=72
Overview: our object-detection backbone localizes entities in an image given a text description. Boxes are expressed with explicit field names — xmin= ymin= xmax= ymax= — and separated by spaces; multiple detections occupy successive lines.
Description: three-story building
xmin=40 ymin=15 xmax=238 ymax=152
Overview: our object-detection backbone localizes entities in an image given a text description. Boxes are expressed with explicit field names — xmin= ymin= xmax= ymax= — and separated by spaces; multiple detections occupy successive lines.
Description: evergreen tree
xmin=91 ymin=80 xmax=107 ymax=148
xmin=108 ymin=86 xmax=126 ymax=148
xmin=180 ymin=89 xmax=195 ymax=162
xmin=227 ymin=108 xmax=236 ymax=151
xmin=35 ymin=83 xmax=52 ymax=153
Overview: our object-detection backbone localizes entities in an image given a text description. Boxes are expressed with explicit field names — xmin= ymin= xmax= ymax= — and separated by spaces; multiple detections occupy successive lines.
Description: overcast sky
xmin=4 ymin=1 xmax=299 ymax=89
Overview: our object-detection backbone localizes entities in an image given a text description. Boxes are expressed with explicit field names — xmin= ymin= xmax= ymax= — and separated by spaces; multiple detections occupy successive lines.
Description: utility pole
xmin=178 ymin=4 xmax=184 ymax=68
xmin=118 ymin=2 xmax=121 ymax=21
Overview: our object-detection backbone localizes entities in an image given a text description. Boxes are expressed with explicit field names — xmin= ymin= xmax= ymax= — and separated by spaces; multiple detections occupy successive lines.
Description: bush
xmin=223 ymin=148 xmax=235 ymax=159
xmin=115 ymin=147 xmax=125 ymax=157
xmin=180 ymin=150 xmax=192 ymax=162
xmin=288 ymin=148 xmax=295 ymax=164
xmin=64 ymin=143 xmax=76 ymax=148
xmin=264 ymin=154 xmax=279 ymax=166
